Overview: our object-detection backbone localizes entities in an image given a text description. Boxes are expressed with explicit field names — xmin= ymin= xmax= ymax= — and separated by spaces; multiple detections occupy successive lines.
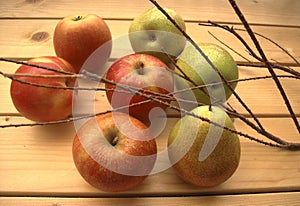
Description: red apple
xmin=10 ymin=56 xmax=76 ymax=122
xmin=72 ymin=112 xmax=157 ymax=192
xmin=53 ymin=14 xmax=112 ymax=73
xmin=105 ymin=53 xmax=174 ymax=124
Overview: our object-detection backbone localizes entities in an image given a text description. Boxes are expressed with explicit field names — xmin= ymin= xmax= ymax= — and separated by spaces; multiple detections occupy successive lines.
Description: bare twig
xmin=0 ymin=57 xmax=74 ymax=75
xmin=234 ymin=28 xmax=300 ymax=65
xmin=0 ymin=87 xmax=288 ymax=150
xmin=199 ymin=21 xmax=261 ymax=61
xmin=207 ymin=30 xmax=253 ymax=63
xmin=149 ymin=0 xmax=300 ymax=149
xmin=1 ymin=1 xmax=299 ymax=150
xmin=228 ymin=0 xmax=300 ymax=134
xmin=149 ymin=0 xmax=266 ymax=133
xmin=199 ymin=22 xmax=300 ymax=76
xmin=172 ymin=74 xmax=299 ymax=97
xmin=3 ymin=55 xmax=299 ymax=149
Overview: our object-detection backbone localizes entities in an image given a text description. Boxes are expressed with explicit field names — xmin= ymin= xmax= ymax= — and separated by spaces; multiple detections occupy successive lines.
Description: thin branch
xmin=172 ymin=74 xmax=299 ymax=96
xmin=207 ymin=30 xmax=253 ymax=63
xmin=1 ymin=59 xmax=299 ymax=149
xmin=240 ymin=62 xmax=300 ymax=77
xmin=0 ymin=102 xmax=151 ymax=128
xmin=199 ymin=22 xmax=300 ymax=76
xmin=1 ymin=89 xmax=290 ymax=150
xmin=148 ymin=0 xmax=300 ymax=149
xmin=234 ymin=28 xmax=300 ymax=65
xmin=149 ymin=0 xmax=266 ymax=132
xmin=0 ymin=57 xmax=74 ymax=75
xmin=199 ymin=21 xmax=261 ymax=60
xmin=3 ymin=73 xmax=80 ymax=79
xmin=161 ymin=47 xmax=221 ymax=105
xmin=228 ymin=0 xmax=300 ymax=134
xmin=0 ymin=69 xmax=175 ymax=102
xmin=1 ymin=2 xmax=299 ymax=150
xmin=2 ymin=57 xmax=295 ymax=148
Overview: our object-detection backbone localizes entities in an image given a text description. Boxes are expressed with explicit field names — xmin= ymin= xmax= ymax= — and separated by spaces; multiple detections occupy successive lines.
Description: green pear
xmin=168 ymin=105 xmax=241 ymax=187
xmin=174 ymin=43 xmax=239 ymax=107
xmin=129 ymin=7 xmax=186 ymax=64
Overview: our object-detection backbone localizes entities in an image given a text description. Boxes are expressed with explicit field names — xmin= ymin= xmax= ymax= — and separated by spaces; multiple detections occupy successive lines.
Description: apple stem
xmin=136 ymin=61 xmax=145 ymax=75
xmin=73 ymin=15 xmax=83 ymax=21
xmin=111 ymin=136 xmax=119 ymax=146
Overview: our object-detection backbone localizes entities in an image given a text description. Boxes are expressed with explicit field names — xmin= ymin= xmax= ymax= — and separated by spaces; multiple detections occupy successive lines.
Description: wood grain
xmin=1 ymin=62 xmax=299 ymax=116
xmin=0 ymin=117 xmax=299 ymax=197
xmin=0 ymin=0 xmax=299 ymax=204
xmin=0 ymin=0 xmax=299 ymax=27
xmin=0 ymin=19 xmax=299 ymax=63
xmin=1 ymin=192 xmax=300 ymax=206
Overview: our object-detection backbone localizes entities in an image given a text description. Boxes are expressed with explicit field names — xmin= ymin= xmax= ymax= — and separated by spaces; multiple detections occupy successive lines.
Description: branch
xmin=0 ymin=57 xmax=74 ymax=75
xmin=199 ymin=22 xmax=300 ymax=77
xmin=1 ymin=2 xmax=300 ymax=150
xmin=228 ymin=0 xmax=300 ymax=134
xmin=149 ymin=0 xmax=266 ymax=133
xmin=149 ymin=0 xmax=300 ymax=149
xmin=207 ymin=30 xmax=253 ymax=63
xmin=234 ymin=28 xmax=300 ymax=65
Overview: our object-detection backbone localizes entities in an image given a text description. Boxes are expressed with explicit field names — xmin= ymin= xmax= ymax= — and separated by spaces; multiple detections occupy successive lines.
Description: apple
xmin=10 ymin=56 xmax=76 ymax=122
xmin=168 ymin=105 xmax=241 ymax=187
xmin=129 ymin=7 xmax=186 ymax=64
xmin=53 ymin=14 xmax=112 ymax=73
xmin=174 ymin=43 xmax=239 ymax=107
xmin=105 ymin=53 xmax=174 ymax=124
xmin=72 ymin=112 xmax=157 ymax=192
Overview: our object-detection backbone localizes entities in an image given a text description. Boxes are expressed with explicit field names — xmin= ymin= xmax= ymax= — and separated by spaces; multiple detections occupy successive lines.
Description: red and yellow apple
xmin=105 ymin=53 xmax=174 ymax=124
xmin=72 ymin=112 xmax=157 ymax=192
xmin=53 ymin=14 xmax=112 ymax=73
xmin=10 ymin=56 xmax=76 ymax=122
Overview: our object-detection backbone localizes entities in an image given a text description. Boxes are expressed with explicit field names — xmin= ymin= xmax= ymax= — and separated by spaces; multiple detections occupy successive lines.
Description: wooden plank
xmin=0 ymin=116 xmax=299 ymax=197
xmin=1 ymin=61 xmax=299 ymax=116
xmin=227 ymin=66 xmax=300 ymax=117
xmin=0 ymin=19 xmax=299 ymax=63
xmin=1 ymin=192 xmax=300 ymax=206
xmin=0 ymin=0 xmax=299 ymax=27
xmin=0 ymin=0 xmax=298 ymax=203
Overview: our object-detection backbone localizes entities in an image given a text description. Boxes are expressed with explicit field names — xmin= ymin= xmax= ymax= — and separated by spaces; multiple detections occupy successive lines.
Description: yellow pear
xmin=129 ymin=7 xmax=186 ymax=63
xmin=174 ymin=43 xmax=239 ymax=106
xmin=168 ymin=105 xmax=241 ymax=187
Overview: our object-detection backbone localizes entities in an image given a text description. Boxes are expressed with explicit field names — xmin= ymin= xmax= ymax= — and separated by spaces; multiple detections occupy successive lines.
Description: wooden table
xmin=0 ymin=0 xmax=299 ymax=205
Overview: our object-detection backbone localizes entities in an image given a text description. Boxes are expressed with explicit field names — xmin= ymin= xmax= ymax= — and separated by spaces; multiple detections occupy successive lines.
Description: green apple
xmin=174 ymin=43 xmax=239 ymax=106
xmin=129 ymin=7 xmax=186 ymax=64
xmin=168 ymin=105 xmax=241 ymax=187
